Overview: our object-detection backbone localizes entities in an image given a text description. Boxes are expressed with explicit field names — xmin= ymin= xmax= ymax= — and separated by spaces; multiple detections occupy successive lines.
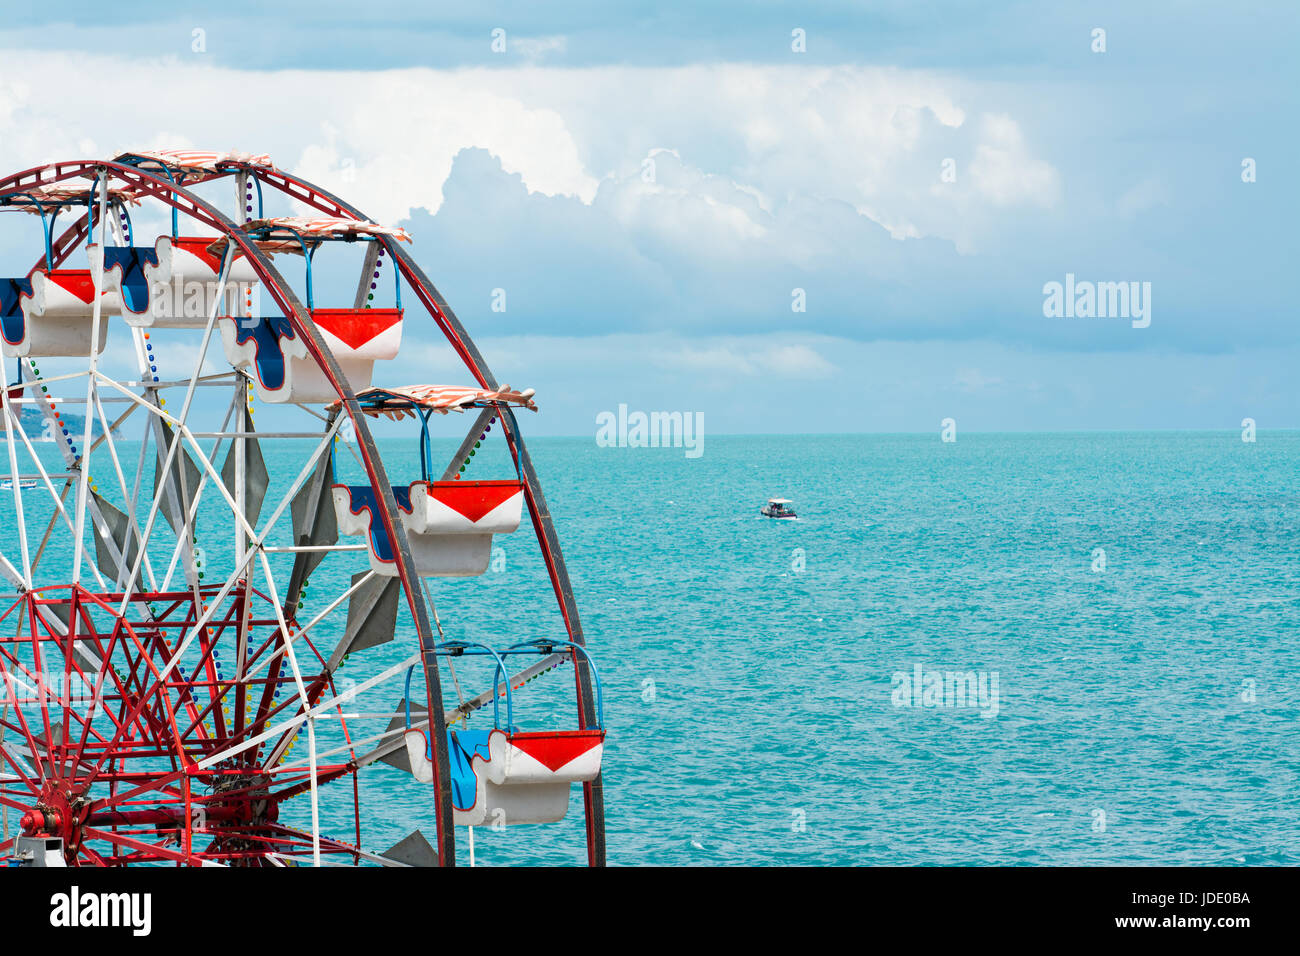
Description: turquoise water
xmin=435 ymin=431 xmax=1300 ymax=866
xmin=4 ymin=431 xmax=1299 ymax=865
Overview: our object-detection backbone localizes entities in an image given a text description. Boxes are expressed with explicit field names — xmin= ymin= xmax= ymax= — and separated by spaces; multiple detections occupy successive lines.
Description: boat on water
xmin=761 ymin=497 xmax=797 ymax=519
xmin=0 ymin=479 xmax=36 ymax=490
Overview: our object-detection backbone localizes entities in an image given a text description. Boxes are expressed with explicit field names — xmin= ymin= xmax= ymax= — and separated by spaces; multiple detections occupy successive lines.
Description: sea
xmin=4 ymin=431 xmax=1299 ymax=866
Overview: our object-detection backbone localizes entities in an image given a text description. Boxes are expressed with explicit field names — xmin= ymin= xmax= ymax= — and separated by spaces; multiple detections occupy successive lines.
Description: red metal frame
xmin=0 ymin=585 xmax=361 ymax=865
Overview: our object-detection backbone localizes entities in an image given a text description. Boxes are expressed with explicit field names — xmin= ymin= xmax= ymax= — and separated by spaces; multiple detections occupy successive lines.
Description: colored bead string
xmin=365 ymin=247 xmax=385 ymax=309
xmin=27 ymin=359 xmax=79 ymax=462
xmin=454 ymin=416 xmax=496 ymax=479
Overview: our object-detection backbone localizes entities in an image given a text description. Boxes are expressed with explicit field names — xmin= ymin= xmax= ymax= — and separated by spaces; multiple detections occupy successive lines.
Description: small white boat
xmin=1 ymin=478 xmax=36 ymax=490
xmin=760 ymin=497 xmax=797 ymax=519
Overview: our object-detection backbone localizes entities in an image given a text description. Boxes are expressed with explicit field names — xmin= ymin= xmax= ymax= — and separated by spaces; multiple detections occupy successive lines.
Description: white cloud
xmin=967 ymin=113 xmax=1060 ymax=208
xmin=601 ymin=154 xmax=769 ymax=254
xmin=0 ymin=52 xmax=1057 ymax=253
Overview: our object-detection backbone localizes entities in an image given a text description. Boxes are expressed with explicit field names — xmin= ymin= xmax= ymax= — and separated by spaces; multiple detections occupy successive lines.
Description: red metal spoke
xmin=82 ymin=826 xmax=207 ymax=866
xmin=0 ymin=791 xmax=39 ymax=814
xmin=24 ymin=597 xmax=56 ymax=774
xmin=64 ymin=611 xmax=131 ymax=777
xmin=76 ymin=842 xmax=109 ymax=866
xmin=0 ymin=654 xmax=49 ymax=789
xmin=80 ymin=602 xmax=194 ymax=780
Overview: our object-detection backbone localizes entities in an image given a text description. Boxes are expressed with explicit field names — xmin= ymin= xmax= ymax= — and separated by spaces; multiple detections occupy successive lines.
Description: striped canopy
xmin=334 ymin=384 xmax=538 ymax=418
xmin=128 ymin=149 xmax=274 ymax=171
xmin=2 ymin=184 xmax=141 ymax=211
xmin=207 ymin=216 xmax=412 ymax=257
xmin=246 ymin=217 xmax=412 ymax=243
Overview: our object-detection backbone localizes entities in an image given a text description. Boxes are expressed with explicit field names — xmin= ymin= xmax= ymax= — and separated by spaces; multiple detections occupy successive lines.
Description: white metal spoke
xmin=88 ymin=382 xmax=159 ymax=592
xmin=1 ymin=389 xmax=32 ymax=587
xmin=253 ymin=549 xmax=320 ymax=866
xmin=158 ymin=391 xmax=239 ymax=593
xmin=103 ymin=243 xmax=233 ymax=616
xmin=72 ymin=171 xmax=110 ymax=584
xmin=4 ymin=406 xmax=110 ymax=591
xmin=245 ymin=569 xmax=375 ymax=682
xmin=0 ymin=553 xmax=23 ymax=590
xmin=195 ymin=651 xmax=418 ymax=771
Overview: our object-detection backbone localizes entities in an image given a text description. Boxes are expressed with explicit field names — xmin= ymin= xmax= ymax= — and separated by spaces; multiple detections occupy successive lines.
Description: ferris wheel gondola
xmin=0 ymin=149 xmax=605 ymax=868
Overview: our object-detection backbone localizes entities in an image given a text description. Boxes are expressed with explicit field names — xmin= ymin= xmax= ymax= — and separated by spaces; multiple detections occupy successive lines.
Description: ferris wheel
xmin=0 ymin=150 xmax=606 ymax=867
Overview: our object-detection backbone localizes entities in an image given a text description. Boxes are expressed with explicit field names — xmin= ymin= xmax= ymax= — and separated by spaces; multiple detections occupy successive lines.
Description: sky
xmin=0 ymin=1 xmax=1296 ymax=434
